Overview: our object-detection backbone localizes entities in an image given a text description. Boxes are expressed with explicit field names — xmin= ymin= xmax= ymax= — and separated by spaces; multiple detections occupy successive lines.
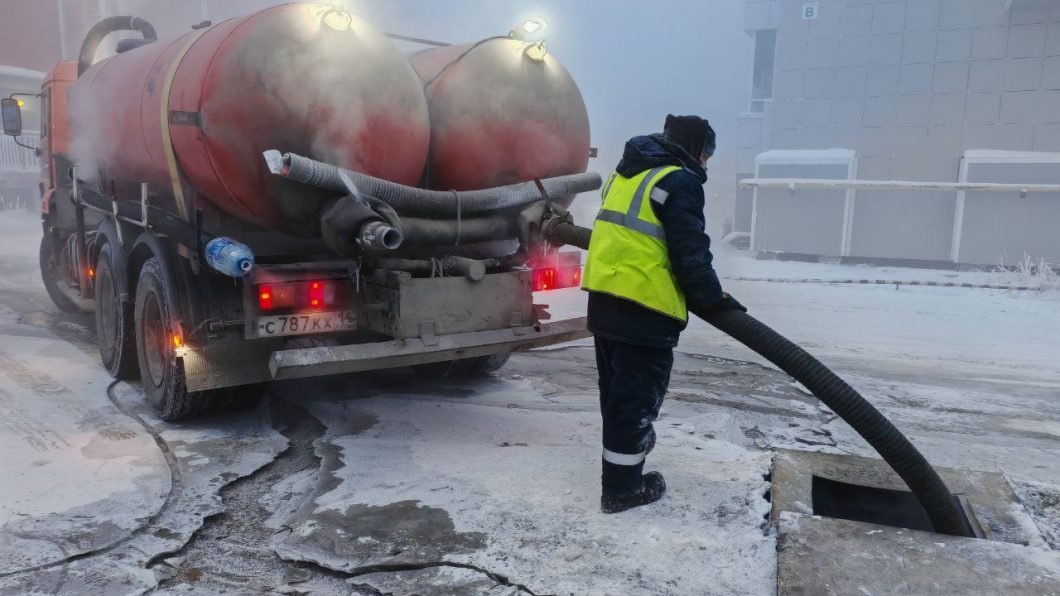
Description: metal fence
xmin=0 ymin=132 xmax=40 ymax=212
xmin=740 ymin=176 xmax=1060 ymax=266
xmin=0 ymin=132 xmax=39 ymax=173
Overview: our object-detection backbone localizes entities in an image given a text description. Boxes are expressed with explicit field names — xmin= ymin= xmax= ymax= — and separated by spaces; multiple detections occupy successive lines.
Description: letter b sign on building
xmin=802 ymin=2 xmax=819 ymax=20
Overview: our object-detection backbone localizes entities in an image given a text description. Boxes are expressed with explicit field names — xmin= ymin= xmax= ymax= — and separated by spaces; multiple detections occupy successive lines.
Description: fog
xmin=39 ymin=0 xmax=751 ymax=234
xmin=351 ymin=0 xmax=753 ymax=232
xmin=1 ymin=1 xmax=750 ymax=231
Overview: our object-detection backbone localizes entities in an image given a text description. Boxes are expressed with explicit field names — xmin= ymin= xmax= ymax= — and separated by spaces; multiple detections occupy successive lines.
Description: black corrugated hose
xmin=550 ymin=222 xmax=974 ymax=538
xmin=692 ymin=307 xmax=973 ymax=537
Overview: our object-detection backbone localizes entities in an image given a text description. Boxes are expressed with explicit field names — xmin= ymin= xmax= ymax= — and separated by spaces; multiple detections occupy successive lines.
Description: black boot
xmin=645 ymin=428 xmax=656 ymax=455
xmin=601 ymin=472 xmax=666 ymax=514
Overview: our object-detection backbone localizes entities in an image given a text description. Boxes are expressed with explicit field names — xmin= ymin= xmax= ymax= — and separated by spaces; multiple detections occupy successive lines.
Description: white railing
xmin=740 ymin=176 xmax=1060 ymax=264
xmin=739 ymin=178 xmax=1060 ymax=194
xmin=0 ymin=132 xmax=40 ymax=173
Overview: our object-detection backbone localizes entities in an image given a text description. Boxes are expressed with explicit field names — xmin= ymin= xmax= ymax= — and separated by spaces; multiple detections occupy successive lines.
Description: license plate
xmin=256 ymin=311 xmax=356 ymax=337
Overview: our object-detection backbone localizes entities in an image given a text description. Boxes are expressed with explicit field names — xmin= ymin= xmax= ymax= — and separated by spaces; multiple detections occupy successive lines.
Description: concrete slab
xmin=770 ymin=449 xmax=1048 ymax=548
xmin=777 ymin=513 xmax=1060 ymax=596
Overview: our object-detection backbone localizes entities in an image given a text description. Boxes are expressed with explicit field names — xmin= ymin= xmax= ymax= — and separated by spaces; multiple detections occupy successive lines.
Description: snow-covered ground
xmin=0 ymin=208 xmax=1057 ymax=594
xmin=545 ymin=246 xmax=1060 ymax=386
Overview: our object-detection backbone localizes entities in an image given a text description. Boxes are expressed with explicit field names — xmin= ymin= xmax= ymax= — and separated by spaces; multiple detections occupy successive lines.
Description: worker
xmin=582 ymin=115 xmax=746 ymax=514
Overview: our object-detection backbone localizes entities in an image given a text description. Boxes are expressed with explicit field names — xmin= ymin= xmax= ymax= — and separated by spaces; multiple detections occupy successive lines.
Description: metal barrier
xmin=0 ymin=132 xmax=40 ymax=173
xmin=739 ymin=178 xmax=1060 ymax=194
xmin=739 ymin=177 xmax=1060 ymax=264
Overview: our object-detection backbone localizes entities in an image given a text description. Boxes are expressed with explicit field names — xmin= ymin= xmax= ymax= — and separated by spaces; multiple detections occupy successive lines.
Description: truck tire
xmin=39 ymin=235 xmax=81 ymax=313
xmin=413 ymin=353 xmax=511 ymax=381
xmin=95 ymin=243 xmax=138 ymax=379
xmin=134 ymin=257 xmax=206 ymax=420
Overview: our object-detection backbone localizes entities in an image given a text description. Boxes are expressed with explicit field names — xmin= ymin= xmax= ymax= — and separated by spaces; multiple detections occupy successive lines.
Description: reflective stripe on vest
xmin=594 ymin=166 xmax=672 ymax=241
xmin=582 ymin=165 xmax=688 ymax=322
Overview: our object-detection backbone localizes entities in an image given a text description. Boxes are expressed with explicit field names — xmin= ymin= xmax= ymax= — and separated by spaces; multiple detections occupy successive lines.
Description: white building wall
xmin=766 ymin=0 xmax=1060 ymax=181
xmin=739 ymin=0 xmax=1060 ymax=265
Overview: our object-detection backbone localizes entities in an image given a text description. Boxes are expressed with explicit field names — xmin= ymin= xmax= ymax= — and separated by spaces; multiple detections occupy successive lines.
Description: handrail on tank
xmin=78 ymin=16 xmax=158 ymax=76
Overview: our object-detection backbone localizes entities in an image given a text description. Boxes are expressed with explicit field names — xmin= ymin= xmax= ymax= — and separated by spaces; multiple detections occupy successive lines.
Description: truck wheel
xmin=413 ymin=353 xmax=512 ymax=381
xmin=134 ymin=257 xmax=205 ymax=420
xmin=95 ymin=243 xmax=137 ymax=379
xmin=39 ymin=235 xmax=81 ymax=313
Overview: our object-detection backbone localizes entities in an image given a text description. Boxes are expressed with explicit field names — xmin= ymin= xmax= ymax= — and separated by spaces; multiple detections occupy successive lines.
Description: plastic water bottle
xmin=204 ymin=237 xmax=255 ymax=277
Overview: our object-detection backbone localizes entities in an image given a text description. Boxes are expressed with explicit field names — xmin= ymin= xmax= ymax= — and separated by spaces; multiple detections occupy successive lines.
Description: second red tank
xmin=410 ymin=38 xmax=591 ymax=191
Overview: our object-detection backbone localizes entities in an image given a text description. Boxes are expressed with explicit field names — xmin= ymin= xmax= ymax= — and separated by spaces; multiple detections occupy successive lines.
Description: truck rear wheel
xmin=39 ymin=234 xmax=81 ymax=313
xmin=413 ymin=353 xmax=512 ymax=381
xmin=95 ymin=243 xmax=137 ymax=379
xmin=134 ymin=257 xmax=205 ymax=420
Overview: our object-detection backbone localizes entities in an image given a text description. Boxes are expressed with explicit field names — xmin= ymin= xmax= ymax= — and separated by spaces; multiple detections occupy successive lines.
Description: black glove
xmin=700 ymin=293 xmax=747 ymax=314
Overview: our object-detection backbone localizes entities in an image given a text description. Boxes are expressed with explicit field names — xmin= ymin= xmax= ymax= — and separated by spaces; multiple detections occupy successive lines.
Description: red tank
xmin=72 ymin=3 xmax=430 ymax=234
xmin=410 ymin=38 xmax=591 ymax=191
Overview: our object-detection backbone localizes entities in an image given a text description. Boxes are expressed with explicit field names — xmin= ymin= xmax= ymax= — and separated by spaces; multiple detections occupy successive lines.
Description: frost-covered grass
xmin=990 ymin=252 xmax=1058 ymax=291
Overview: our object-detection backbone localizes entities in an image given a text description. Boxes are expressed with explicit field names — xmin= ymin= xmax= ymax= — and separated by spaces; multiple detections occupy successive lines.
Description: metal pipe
xmin=78 ymin=16 xmax=158 ymax=76
xmin=384 ymin=32 xmax=451 ymax=47
xmin=358 ymin=220 xmax=403 ymax=252
xmin=445 ymin=256 xmax=487 ymax=281
xmin=740 ymin=178 xmax=1060 ymax=193
xmin=56 ymin=0 xmax=69 ymax=59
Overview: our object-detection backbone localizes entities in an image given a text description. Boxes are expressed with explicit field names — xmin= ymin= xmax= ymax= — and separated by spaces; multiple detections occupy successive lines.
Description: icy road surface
xmin=0 ymin=208 xmax=1058 ymax=594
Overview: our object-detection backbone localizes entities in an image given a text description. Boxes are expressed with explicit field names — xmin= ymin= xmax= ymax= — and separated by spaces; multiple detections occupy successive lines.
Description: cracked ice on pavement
xmin=271 ymin=376 xmax=776 ymax=595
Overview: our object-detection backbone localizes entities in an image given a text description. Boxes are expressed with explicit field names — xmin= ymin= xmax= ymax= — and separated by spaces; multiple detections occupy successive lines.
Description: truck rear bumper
xmin=267 ymin=316 xmax=589 ymax=381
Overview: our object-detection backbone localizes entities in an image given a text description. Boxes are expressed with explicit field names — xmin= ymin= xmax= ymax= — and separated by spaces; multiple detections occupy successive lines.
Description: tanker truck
xmin=1 ymin=3 xmax=597 ymax=420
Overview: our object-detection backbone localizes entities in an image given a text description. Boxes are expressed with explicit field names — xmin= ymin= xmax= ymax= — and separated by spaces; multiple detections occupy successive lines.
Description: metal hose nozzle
xmin=358 ymin=220 xmax=403 ymax=252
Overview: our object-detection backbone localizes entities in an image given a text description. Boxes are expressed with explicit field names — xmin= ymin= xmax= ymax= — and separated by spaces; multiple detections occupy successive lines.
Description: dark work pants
xmin=594 ymin=335 xmax=674 ymax=497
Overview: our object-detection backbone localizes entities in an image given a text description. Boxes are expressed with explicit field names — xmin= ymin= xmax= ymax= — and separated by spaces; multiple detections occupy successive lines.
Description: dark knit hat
xmin=663 ymin=114 xmax=716 ymax=159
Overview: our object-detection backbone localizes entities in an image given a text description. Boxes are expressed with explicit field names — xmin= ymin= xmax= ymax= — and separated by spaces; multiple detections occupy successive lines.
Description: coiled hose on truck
xmin=264 ymin=150 xmax=602 ymax=216
xmin=551 ymin=222 xmax=974 ymax=538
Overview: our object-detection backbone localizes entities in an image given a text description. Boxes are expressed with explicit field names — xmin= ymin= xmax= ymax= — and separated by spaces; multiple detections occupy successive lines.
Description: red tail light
xmin=532 ymin=268 xmax=556 ymax=292
xmin=308 ymin=281 xmax=324 ymax=308
xmin=533 ymin=265 xmax=582 ymax=292
xmin=258 ymin=285 xmax=274 ymax=311
xmin=307 ymin=280 xmax=335 ymax=309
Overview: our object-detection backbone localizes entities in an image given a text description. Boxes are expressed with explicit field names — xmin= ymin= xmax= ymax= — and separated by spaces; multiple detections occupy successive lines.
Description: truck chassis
xmin=39 ymin=177 xmax=588 ymax=419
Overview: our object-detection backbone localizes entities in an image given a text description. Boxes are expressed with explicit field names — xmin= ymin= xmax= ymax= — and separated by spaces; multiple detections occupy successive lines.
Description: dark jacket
xmin=587 ymin=134 xmax=724 ymax=348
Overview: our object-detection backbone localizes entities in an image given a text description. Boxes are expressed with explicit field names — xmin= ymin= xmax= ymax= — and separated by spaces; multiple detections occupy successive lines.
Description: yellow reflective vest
xmin=582 ymin=165 xmax=687 ymax=322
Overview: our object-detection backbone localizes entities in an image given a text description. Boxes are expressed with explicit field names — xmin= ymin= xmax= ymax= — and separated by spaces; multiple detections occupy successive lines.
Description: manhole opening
xmin=811 ymin=476 xmax=981 ymax=537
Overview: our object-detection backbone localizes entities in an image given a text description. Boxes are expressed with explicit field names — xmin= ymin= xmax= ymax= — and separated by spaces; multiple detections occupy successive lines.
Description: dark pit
xmin=811 ymin=476 xmax=983 ymax=537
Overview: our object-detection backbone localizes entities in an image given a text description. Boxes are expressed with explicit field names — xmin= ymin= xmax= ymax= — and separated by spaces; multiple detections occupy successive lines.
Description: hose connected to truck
xmin=549 ymin=222 xmax=975 ymax=538
xmin=264 ymin=150 xmax=603 ymax=216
